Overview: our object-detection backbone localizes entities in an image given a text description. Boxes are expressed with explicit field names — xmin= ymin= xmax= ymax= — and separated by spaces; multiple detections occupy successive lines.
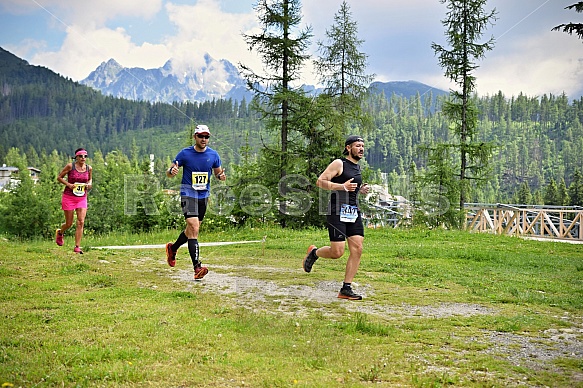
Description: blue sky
xmin=1 ymin=0 xmax=582 ymax=98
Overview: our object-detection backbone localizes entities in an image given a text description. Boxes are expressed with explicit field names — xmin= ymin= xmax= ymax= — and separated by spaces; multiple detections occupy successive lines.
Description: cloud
xmin=16 ymin=0 xmax=260 ymax=81
xmin=1 ymin=0 xmax=167 ymax=79
xmin=476 ymin=31 xmax=583 ymax=97
xmin=32 ymin=25 xmax=171 ymax=79
xmin=163 ymin=0 xmax=257 ymax=74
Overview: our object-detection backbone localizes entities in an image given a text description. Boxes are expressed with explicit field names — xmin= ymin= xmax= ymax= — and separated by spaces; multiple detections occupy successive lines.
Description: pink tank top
xmin=63 ymin=164 xmax=90 ymax=197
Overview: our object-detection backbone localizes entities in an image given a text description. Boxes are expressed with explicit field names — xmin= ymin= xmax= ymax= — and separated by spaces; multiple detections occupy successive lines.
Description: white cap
xmin=194 ymin=124 xmax=210 ymax=136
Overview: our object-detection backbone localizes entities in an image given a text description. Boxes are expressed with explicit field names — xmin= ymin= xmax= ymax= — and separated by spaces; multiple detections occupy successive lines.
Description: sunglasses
xmin=196 ymin=134 xmax=210 ymax=139
xmin=77 ymin=155 xmax=87 ymax=158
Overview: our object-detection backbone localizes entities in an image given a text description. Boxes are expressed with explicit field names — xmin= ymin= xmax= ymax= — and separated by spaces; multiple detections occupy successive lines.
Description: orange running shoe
xmin=194 ymin=266 xmax=208 ymax=280
xmin=166 ymin=242 xmax=176 ymax=267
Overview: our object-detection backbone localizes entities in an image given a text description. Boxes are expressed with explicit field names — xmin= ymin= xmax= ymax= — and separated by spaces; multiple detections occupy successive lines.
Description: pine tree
xmin=552 ymin=2 xmax=583 ymax=40
xmin=516 ymin=181 xmax=532 ymax=205
xmin=569 ymin=168 xmax=583 ymax=206
xmin=416 ymin=143 xmax=460 ymax=226
xmin=558 ymin=178 xmax=570 ymax=206
xmin=314 ymin=0 xmax=374 ymax=128
xmin=544 ymin=178 xmax=559 ymax=206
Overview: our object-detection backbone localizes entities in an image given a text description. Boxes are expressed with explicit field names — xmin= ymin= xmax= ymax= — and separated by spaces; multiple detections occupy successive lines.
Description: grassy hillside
xmin=2 ymin=227 xmax=582 ymax=387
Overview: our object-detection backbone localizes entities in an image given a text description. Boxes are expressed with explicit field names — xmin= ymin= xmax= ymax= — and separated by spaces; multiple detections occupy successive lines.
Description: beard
xmin=350 ymin=148 xmax=363 ymax=161
xmin=194 ymin=140 xmax=208 ymax=150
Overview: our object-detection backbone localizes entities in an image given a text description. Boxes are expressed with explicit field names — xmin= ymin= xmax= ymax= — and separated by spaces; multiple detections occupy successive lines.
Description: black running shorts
xmin=181 ymin=196 xmax=208 ymax=221
xmin=326 ymin=213 xmax=364 ymax=242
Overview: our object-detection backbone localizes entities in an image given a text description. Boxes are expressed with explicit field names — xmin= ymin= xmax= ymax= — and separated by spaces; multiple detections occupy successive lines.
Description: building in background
xmin=0 ymin=165 xmax=41 ymax=191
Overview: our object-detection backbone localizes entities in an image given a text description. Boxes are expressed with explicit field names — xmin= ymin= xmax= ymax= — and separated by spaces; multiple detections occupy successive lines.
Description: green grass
xmin=1 ymin=227 xmax=583 ymax=387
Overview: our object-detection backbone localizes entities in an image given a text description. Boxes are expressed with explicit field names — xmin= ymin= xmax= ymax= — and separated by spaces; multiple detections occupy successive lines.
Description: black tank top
xmin=329 ymin=158 xmax=362 ymax=214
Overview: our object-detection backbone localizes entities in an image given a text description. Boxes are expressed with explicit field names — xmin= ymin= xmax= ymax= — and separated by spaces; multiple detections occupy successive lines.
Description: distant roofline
xmin=0 ymin=166 xmax=41 ymax=172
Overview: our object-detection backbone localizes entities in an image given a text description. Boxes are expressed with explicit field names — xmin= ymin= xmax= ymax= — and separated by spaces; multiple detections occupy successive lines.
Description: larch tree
xmin=430 ymin=0 xmax=497 ymax=226
xmin=239 ymin=0 xmax=313 ymax=225
xmin=239 ymin=0 xmax=312 ymax=180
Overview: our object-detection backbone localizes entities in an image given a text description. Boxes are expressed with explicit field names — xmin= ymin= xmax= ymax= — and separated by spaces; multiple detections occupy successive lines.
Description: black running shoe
xmin=303 ymin=245 xmax=318 ymax=273
xmin=338 ymin=287 xmax=362 ymax=300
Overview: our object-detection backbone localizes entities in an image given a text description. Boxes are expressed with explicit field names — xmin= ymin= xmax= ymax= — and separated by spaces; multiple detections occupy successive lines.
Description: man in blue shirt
xmin=165 ymin=124 xmax=226 ymax=280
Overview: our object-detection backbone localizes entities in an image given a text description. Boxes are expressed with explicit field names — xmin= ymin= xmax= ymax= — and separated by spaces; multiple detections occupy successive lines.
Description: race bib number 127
xmin=191 ymin=172 xmax=208 ymax=190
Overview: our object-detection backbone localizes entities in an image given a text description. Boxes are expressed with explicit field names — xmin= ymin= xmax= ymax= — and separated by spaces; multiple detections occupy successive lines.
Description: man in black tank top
xmin=302 ymin=135 xmax=370 ymax=300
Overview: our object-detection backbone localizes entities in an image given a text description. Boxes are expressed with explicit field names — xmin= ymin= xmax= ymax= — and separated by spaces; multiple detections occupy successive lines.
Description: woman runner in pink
xmin=55 ymin=148 xmax=92 ymax=253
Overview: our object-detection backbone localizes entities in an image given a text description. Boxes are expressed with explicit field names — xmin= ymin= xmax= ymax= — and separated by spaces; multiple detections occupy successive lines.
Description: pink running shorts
xmin=61 ymin=193 xmax=87 ymax=211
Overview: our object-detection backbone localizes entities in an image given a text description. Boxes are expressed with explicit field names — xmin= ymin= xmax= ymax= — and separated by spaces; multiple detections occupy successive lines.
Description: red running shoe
xmin=55 ymin=229 xmax=64 ymax=246
xmin=73 ymin=246 xmax=83 ymax=254
xmin=165 ymin=242 xmax=176 ymax=267
xmin=194 ymin=266 xmax=208 ymax=280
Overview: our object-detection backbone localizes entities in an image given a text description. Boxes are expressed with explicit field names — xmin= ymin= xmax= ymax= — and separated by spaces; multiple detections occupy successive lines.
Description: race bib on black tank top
xmin=340 ymin=204 xmax=358 ymax=223
xmin=330 ymin=158 xmax=362 ymax=215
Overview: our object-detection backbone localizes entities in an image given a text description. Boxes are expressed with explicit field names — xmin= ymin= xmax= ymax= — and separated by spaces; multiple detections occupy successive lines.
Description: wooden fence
xmin=465 ymin=204 xmax=583 ymax=241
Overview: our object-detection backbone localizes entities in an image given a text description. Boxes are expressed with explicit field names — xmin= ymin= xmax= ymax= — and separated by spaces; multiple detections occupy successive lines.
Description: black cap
xmin=343 ymin=135 xmax=364 ymax=155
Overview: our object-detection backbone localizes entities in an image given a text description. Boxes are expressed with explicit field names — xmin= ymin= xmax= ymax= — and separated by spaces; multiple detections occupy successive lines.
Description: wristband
xmin=168 ymin=168 xmax=172 ymax=174
xmin=343 ymin=183 xmax=348 ymax=191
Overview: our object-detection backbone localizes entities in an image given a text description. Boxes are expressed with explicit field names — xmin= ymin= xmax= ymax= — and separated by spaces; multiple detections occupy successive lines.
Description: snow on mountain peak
xmin=81 ymin=53 xmax=248 ymax=103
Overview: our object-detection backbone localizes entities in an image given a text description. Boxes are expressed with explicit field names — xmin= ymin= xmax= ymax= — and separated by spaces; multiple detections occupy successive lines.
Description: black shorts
xmin=326 ymin=213 xmax=364 ymax=242
xmin=181 ymin=196 xmax=208 ymax=221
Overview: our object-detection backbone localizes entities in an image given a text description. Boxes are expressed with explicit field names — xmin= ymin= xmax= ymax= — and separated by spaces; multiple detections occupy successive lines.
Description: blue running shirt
xmin=173 ymin=146 xmax=221 ymax=198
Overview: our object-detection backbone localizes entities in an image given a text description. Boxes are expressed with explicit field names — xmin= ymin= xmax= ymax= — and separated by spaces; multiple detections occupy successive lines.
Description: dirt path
xmin=172 ymin=264 xmax=496 ymax=319
xmin=119 ymin=242 xmax=583 ymax=384
xmin=166 ymin=261 xmax=583 ymax=381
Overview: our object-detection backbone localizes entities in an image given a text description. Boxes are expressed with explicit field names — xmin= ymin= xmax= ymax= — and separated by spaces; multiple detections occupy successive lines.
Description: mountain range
xmin=81 ymin=54 xmax=447 ymax=104
xmin=2 ymin=46 xmax=581 ymax=207
xmin=81 ymin=53 xmax=250 ymax=103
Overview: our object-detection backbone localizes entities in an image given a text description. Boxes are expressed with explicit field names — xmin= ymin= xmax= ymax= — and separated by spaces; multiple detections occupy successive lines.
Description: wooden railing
xmin=363 ymin=203 xmax=409 ymax=229
xmin=465 ymin=204 xmax=583 ymax=241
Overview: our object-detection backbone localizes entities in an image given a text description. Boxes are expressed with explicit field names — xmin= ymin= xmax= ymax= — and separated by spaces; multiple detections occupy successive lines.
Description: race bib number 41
xmin=340 ymin=204 xmax=358 ymax=223
xmin=191 ymin=172 xmax=209 ymax=190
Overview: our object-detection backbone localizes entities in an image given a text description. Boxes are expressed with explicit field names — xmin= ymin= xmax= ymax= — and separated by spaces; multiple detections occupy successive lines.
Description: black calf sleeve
xmin=188 ymin=238 xmax=200 ymax=268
